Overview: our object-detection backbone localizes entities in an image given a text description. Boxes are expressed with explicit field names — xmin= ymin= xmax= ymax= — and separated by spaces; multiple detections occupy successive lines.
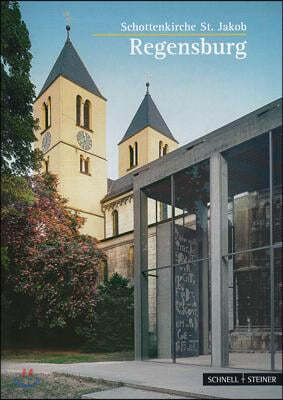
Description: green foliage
xmin=1 ymin=1 xmax=41 ymax=175
xmin=1 ymin=173 xmax=105 ymax=346
xmin=82 ymin=273 xmax=134 ymax=352
xmin=8 ymin=235 xmax=102 ymax=332
xmin=1 ymin=175 xmax=34 ymax=219
xmin=2 ymin=349 xmax=134 ymax=364
xmin=1 ymin=246 xmax=10 ymax=271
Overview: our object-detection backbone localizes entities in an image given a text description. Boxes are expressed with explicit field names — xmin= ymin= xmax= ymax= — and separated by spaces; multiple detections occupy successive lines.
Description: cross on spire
xmin=146 ymin=82 xmax=150 ymax=94
xmin=64 ymin=11 xmax=71 ymax=40
xmin=66 ymin=24 xmax=70 ymax=39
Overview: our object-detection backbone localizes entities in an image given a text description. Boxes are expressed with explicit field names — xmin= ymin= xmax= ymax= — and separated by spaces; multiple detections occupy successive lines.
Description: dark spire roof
xmin=37 ymin=33 xmax=106 ymax=100
xmin=118 ymin=84 xmax=178 ymax=145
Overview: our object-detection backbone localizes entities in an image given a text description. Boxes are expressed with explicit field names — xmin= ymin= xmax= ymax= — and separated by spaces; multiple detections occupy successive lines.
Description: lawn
xmin=1 ymin=349 xmax=134 ymax=364
xmin=1 ymin=372 xmax=120 ymax=399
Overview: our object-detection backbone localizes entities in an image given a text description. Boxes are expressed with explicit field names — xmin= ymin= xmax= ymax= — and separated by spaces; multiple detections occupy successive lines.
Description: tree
xmin=1 ymin=1 xmax=39 ymax=175
xmin=83 ymin=273 xmax=134 ymax=352
xmin=1 ymin=174 xmax=34 ymax=220
xmin=1 ymin=1 xmax=41 ymax=282
xmin=1 ymin=174 xmax=34 ymax=277
xmin=1 ymin=173 xmax=106 ymax=346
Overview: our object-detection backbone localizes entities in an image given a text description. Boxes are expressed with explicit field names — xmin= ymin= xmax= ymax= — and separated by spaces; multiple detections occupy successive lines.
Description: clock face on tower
xmin=42 ymin=131 xmax=51 ymax=152
xmin=77 ymin=131 xmax=92 ymax=151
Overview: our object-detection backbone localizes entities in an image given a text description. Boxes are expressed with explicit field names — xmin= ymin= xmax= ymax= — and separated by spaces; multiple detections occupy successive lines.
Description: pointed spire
xmin=118 ymin=85 xmax=178 ymax=145
xmin=37 ymin=30 xmax=106 ymax=100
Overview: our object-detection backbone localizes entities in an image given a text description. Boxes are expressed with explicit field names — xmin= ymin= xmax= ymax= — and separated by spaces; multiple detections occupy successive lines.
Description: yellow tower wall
xmin=147 ymin=127 xmax=178 ymax=160
xmin=118 ymin=127 xmax=149 ymax=177
xmin=33 ymin=78 xmax=62 ymax=143
xmin=33 ymin=76 xmax=107 ymax=240
xmin=118 ymin=126 xmax=178 ymax=177
xmin=60 ymin=77 xmax=106 ymax=159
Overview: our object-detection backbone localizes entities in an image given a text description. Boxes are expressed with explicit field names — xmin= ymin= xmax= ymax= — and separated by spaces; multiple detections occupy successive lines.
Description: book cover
xmin=1 ymin=1 xmax=282 ymax=399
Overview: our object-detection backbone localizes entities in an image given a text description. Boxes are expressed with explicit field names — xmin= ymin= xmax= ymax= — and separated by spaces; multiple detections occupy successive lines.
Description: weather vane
xmin=64 ymin=11 xmax=71 ymax=39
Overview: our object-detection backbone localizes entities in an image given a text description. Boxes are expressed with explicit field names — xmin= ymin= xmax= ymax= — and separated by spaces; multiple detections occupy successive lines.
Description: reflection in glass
xmin=156 ymin=267 xmax=172 ymax=360
xmin=145 ymin=267 xmax=173 ymax=361
xmin=175 ymin=261 xmax=211 ymax=366
xmin=139 ymin=128 xmax=282 ymax=369
xmin=233 ymin=250 xmax=270 ymax=329
xmin=225 ymin=133 xmax=270 ymax=252
xmin=174 ymin=160 xmax=211 ymax=365
xmin=274 ymin=248 xmax=282 ymax=370
xmin=272 ymin=128 xmax=282 ymax=245
xmin=224 ymin=133 xmax=271 ymax=370
xmin=148 ymin=274 xmax=157 ymax=358
xmin=144 ymin=178 xmax=173 ymax=361
xmin=229 ymin=249 xmax=271 ymax=370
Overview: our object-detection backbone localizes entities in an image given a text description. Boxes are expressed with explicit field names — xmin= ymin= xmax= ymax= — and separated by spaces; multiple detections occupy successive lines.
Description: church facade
xmin=34 ymin=29 xmax=179 ymax=283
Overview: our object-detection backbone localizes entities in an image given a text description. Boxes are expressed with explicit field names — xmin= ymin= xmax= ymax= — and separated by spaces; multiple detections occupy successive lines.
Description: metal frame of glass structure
xmin=133 ymin=98 xmax=282 ymax=371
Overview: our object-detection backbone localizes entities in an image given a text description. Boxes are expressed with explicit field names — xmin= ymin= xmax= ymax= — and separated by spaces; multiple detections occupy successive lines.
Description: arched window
xmin=134 ymin=142 xmax=138 ymax=166
xmin=159 ymin=141 xmax=163 ymax=157
xmin=163 ymin=144 xmax=168 ymax=156
xmin=84 ymin=100 xmax=90 ymax=129
xmin=98 ymin=260 xmax=108 ymax=283
xmin=80 ymin=155 xmax=90 ymax=175
xmin=48 ymin=96 xmax=51 ymax=126
xmin=44 ymin=102 xmax=48 ymax=130
xmin=76 ymin=95 xmax=82 ymax=126
xmin=112 ymin=210 xmax=119 ymax=236
xmin=85 ymin=157 xmax=90 ymax=174
xmin=129 ymin=145 xmax=134 ymax=168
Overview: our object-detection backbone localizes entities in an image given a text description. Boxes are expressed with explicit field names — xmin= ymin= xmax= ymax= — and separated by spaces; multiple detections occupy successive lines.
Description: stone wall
xmin=98 ymin=226 xmax=157 ymax=333
xmin=99 ymin=231 xmax=135 ymax=284
xmin=103 ymin=193 xmax=162 ymax=239
xmin=104 ymin=194 xmax=134 ymax=238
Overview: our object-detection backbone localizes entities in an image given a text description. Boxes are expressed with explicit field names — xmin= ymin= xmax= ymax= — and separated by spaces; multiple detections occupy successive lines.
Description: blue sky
xmin=20 ymin=1 xmax=282 ymax=179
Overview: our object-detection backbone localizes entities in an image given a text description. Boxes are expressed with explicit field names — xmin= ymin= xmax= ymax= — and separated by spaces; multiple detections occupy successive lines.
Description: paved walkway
xmin=2 ymin=360 xmax=282 ymax=399
xmin=82 ymin=387 xmax=187 ymax=399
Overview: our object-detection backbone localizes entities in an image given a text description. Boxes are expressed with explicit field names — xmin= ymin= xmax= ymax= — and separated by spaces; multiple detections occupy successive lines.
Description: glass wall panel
xmin=175 ymin=260 xmax=211 ymax=366
xmin=138 ymin=128 xmax=281 ymax=368
xmin=274 ymin=247 xmax=282 ymax=370
xmin=273 ymin=127 xmax=282 ymax=370
xmin=225 ymin=133 xmax=270 ymax=253
xmin=223 ymin=133 xmax=271 ymax=370
xmin=272 ymin=127 xmax=282 ymax=245
xmin=229 ymin=249 xmax=271 ymax=369
xmin=174 ymin=160 xmax=210 ymax=259
xmin=148 ymin=274 xmax=157 ymax=359
xmin=146 ymin=266 xmax=174 ymax=362
xmin=174 ymin=160 xmax=211 ymax=365
xmin=143 ymin=177 xmax=173 ymax=362
xmin=155 ymin=266 xmax=173 ymax=361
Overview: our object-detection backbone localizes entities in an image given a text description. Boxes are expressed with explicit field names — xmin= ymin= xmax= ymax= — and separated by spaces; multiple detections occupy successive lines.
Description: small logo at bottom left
xmin=13 ymin=368 xmax=40 ymax=387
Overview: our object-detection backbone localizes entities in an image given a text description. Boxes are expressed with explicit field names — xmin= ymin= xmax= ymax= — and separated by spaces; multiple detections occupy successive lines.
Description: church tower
xmin=118 ymin=83 xmax=179 ymax=177
xmin=33 ymin=26 xmax=107 ymax=239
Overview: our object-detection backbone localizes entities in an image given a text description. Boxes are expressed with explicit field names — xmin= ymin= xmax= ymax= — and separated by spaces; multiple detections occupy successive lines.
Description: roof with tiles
xmin=118 ymin=83 xmax=178 ymax=145
xmin=37 ymin=31 xmax=105 ymax=101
